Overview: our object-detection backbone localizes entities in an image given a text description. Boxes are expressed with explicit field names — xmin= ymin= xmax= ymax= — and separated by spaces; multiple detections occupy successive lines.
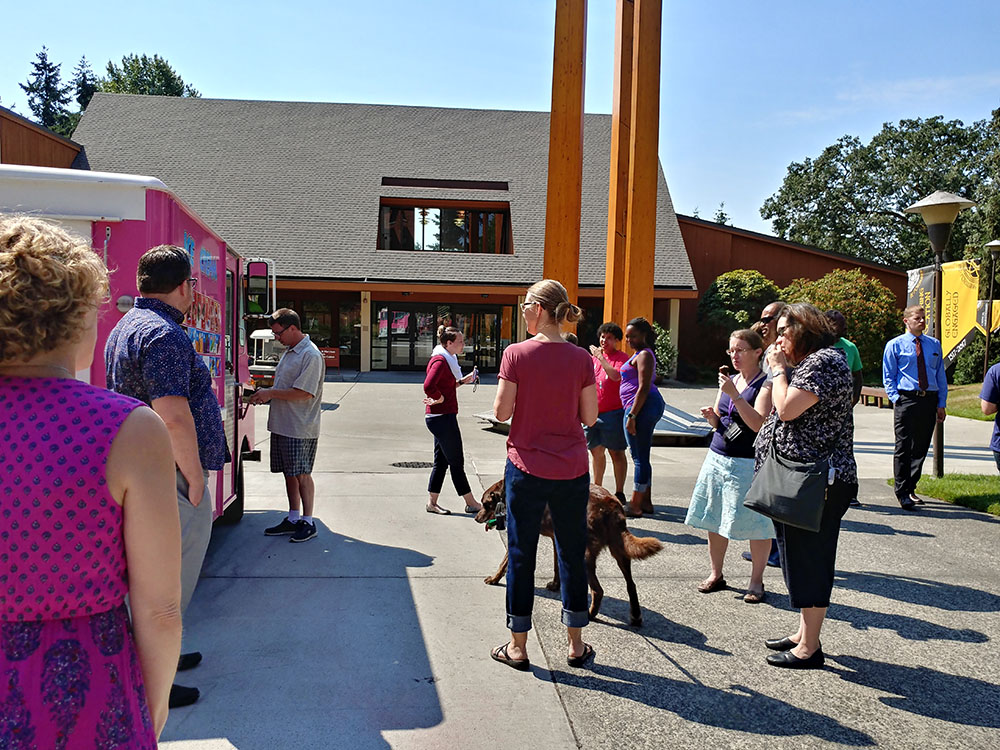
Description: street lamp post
xmin=904 ymin=190 xmax=975 ymax=478
xmin=983 ymin=240 xmax=1000 ymax=380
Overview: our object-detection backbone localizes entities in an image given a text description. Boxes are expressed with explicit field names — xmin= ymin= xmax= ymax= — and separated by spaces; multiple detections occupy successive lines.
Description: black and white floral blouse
xmin=754 ymin=347 xmax=858 ymax=484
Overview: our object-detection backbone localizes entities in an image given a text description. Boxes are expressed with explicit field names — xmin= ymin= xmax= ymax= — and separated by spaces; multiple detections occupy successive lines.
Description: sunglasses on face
xmin=519 ymin=300 xmax=538 ymax=312
xmin=759 ymin=315 xmax=776 ymax=324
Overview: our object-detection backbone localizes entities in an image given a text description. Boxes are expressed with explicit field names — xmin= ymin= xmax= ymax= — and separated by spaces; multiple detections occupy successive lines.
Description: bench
xmin=860 ymin=386 xmax=891 ymax=408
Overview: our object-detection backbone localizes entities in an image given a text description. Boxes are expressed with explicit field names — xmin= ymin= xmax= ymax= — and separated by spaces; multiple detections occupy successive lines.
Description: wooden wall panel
xmin=0 ymin=113 xmax=79 ymax=168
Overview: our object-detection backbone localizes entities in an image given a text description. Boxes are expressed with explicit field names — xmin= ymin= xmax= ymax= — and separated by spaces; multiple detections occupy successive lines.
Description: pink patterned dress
xmin=1 ymin=376 xmax=157 ymax=749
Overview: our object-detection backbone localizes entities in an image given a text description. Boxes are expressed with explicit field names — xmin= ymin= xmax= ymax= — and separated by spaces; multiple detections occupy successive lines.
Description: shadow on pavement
xmin=840 ymin=517 xmax=935 ymax=537
xmin=163 ymin=512 xmax=438 ymax=750
xmin=547 ymin=663 xmax=875 ymax=745
xmin=534 ymin=588 xmax=731 ymax=655
xmin=825 ymin=602 xmax=988 ymax=643
xmin=828 ymin=655 xmax=1000 ymax=727
xmin=834 ymin=571 xmax=1000 ymax=612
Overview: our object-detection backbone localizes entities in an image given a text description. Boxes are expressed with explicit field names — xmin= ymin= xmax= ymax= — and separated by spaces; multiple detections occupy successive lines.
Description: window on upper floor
xmin=378 ymin=200 xmax=513 ymax=254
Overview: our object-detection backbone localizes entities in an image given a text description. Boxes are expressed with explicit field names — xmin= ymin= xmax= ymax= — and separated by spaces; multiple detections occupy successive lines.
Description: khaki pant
xmin=176 ymin=469 xmax=214 ymax=613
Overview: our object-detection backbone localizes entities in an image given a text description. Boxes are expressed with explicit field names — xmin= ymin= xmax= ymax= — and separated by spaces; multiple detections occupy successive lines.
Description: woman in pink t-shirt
xmin=490 ymin=280 xmax=599 ymax=672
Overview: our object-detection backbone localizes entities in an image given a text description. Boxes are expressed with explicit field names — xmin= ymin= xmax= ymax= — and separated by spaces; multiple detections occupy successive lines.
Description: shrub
xmin=781 ymin=268 xmax=899 ymax=375
xmin=698 ymin=269 xmax=781 ymax=330
xmin=652 ymin=322 xmax=678 ymax=378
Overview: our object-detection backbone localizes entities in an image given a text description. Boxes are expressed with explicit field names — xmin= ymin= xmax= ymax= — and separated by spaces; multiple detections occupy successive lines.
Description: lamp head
xmin=905 ymin=190 xmax=976 ymax=260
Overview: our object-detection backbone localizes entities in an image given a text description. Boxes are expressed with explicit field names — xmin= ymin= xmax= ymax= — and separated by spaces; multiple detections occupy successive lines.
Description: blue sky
xmin=3 ymin=0 xmax=999 ymax=235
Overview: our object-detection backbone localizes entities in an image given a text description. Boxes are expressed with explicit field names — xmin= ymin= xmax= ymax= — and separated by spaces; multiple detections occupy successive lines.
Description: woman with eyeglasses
xmin=685 ymin=329 xmax=774 ymax=602
xmin=756 ymin=303 xmax=856 ymax=669
xmin=422 ymin=325 xmax=481 ymax=515
xmin=490 ymin=280 xmax=599 ymax=672
xmin=620 ymin=317 xmax=666 ymax=518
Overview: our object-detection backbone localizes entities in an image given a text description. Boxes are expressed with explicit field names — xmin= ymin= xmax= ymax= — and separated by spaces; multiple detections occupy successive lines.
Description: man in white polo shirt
xmin=249 ymin=308 xmax=326 ymax=542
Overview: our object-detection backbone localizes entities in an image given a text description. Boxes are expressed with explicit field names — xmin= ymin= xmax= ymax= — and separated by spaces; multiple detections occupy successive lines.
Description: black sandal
xmin=491 ymin=643 xmax=530 ymax=671
xmin=567 ymin=643 xmax=595 ymax=667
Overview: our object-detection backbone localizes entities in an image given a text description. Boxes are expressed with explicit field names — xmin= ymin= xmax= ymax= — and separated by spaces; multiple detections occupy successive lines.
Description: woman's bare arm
xmin=494 ymin=378 xmax=517 ymax=421
xmin=107 ymin=406 xmax=183 ymax=738
xmin=579 ymin=383 xmax=598 ymax=427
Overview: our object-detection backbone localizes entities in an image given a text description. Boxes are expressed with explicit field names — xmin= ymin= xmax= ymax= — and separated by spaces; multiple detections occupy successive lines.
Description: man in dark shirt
xmin=106 ymin=245 xmax=227 ymax=708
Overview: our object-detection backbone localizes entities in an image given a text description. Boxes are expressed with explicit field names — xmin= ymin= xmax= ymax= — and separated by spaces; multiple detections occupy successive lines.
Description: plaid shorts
xmin=270 ymin=434 xmax=318 ymax=476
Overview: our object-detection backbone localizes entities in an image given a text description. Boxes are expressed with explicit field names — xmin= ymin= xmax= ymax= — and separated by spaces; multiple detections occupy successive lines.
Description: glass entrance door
xmin=372 ymin=303 xmax=437 ymax=370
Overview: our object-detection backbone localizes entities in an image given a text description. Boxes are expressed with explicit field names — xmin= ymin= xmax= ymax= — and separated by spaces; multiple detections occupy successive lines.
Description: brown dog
xmin=475 ymin=479 xmax=663 ymax=627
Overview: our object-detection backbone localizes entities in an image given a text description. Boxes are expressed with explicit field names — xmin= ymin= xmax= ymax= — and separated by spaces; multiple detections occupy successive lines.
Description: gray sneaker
xmin=290 ymin=521 xmax=317 ymax=543
xmin=264 ymin=517 xmax=298 ymax=536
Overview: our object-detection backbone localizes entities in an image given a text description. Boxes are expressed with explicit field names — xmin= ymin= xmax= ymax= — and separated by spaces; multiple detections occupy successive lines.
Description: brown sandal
xmin=697 ymin=576 xmax=726 ymax=593
xmin=743 ymin=586 xmax=765 ymax=603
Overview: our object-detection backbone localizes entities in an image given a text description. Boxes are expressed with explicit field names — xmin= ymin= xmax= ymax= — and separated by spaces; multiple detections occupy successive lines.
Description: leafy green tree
xmin=98 ymin=54 xmax=200 ymax=97
xmin=761 ymin=116 xmax=989 ymax=270
xmin=71 ymin=56 xmax=98 ymax=109
xmin=713 ymin=202 xmax=730 ymax=225
xmin=19 ymin=47 xmax=71 ymax=132
xmin=698 ymin=269 xmax=780 ymax=331
xmin=782 ymin=268 xmax=899 ymax=376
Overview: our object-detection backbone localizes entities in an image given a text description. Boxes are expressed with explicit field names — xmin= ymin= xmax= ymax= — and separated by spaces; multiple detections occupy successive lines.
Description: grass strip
xmin=908 ymin=474 xmax=1000 ymax=516
xmin=945 ymin=383 xmax=993 ymax=422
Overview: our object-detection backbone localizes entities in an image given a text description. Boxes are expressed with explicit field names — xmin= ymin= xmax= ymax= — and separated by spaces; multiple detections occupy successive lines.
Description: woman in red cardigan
xmin=422 ymin=325 xmax=482 ymax=515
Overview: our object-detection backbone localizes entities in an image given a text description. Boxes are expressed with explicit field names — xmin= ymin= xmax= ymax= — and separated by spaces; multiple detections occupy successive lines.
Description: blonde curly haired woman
xmin=1 ymin=216 xmax=182 ymax=744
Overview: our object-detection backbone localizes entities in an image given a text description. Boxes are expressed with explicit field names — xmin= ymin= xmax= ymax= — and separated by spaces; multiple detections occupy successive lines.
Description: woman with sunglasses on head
xmin=756 ymin=303 xmax=857 ymax=669
xmin=620 ymin=317 xmax=666 ymax=518
xmin=685 ymin=329 xmax=774 ymax=602
xmin=422 ymin=325 xmax=481 ymax=515
xmin=490 ymin=280 xmax=598 ymax=672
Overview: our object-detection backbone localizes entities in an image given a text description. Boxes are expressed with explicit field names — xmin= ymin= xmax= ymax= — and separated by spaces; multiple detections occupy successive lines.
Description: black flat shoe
xmin=764 ymin=636 xmax=798 ymax=651
xmin=177 ymin=651 xmax=202 ymax=671
xmin=766 ymin=648 xmax=824 ymax=669
xmin=168 ymin=684 xmax=200 ymax=708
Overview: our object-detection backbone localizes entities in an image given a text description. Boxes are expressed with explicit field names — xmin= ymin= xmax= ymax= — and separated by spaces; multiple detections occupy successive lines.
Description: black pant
xmin=892 ymin=392 xmax=938 ymax=499
xmin=425 ymin=413 xmax=471 ymax=496
xmin=775 ymin=479 xmax=855 ymax=609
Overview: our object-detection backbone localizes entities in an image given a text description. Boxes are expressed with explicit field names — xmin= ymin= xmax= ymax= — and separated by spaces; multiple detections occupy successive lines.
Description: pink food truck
xmin=0 ymin=164 xmax=276 ymax=523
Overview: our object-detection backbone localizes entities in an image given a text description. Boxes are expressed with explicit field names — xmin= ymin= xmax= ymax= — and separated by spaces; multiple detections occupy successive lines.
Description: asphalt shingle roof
xmin=72 ymin=94 xmax=694 ymax=289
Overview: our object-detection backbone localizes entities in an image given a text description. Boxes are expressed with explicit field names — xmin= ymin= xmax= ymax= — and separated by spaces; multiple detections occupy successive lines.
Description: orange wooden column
xmin=621 ymin=0 xmax=661 ymax=325
xmin=543 ymin=0 xmax=588 ymax=311
xmin=603 ymin=0 xmax=634 ymax=327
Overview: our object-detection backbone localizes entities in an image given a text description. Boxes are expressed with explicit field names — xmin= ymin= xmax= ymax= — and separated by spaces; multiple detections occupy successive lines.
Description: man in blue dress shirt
xmin=882 ymin=305 xmax=948 ymax=510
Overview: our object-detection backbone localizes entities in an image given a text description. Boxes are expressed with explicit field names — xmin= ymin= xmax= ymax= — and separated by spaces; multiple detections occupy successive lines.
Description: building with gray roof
xmin=73 ymin=93 xmax=694 ymax=372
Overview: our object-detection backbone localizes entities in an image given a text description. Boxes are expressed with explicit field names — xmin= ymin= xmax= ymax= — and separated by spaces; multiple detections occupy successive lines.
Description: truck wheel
xmin=218 ymin=460 xmax=245 ymax=525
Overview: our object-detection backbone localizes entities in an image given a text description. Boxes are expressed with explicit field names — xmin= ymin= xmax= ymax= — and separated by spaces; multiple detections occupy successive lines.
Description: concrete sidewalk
xmin=161 ymin=380 xmax=1000 ymax=750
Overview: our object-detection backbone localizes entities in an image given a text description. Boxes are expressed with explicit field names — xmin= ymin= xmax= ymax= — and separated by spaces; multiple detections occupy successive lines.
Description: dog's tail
xmin=623 ymin=532 xmax=663 ymax=560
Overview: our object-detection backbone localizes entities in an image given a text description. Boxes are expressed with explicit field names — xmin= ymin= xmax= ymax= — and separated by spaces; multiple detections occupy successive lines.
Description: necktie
xmin=914 ymin=336 xmax=929 ymax=391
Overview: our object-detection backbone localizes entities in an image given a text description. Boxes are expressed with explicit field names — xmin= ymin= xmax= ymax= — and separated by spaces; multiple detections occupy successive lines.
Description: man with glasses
xmin=250 ymin=309 xmax=326 ymax=542
xmin=106 ymin=245 xmax=226 ymax=709
xmin=882 ymin=306 xmax=947 ymax=510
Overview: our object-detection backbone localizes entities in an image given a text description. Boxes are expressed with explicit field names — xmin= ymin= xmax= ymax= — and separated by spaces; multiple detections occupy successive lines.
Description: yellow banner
xmin=941 ymin=259 xmax=980 ymax=358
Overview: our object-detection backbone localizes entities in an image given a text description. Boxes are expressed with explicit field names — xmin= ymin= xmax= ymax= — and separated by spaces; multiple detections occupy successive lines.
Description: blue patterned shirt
xmin=105 ymin=297 xmax=227 ymax=470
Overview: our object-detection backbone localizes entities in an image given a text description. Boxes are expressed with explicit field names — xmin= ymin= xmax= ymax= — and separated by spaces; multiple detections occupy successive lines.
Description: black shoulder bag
xmin=743 ymin=418 xmax=830 ymax=533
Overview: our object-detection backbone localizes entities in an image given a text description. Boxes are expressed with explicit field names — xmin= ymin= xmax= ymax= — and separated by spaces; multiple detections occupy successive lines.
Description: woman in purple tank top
xmin=1 ymin=216 xmax=182 ymax=746
xmin=619 ymin=317 xmax=665 ymax=518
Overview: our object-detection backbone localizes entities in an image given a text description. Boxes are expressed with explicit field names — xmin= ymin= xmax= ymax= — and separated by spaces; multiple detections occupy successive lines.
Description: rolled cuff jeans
xmin=623 ymin=390 xmax=665 ymax=492
xmin=504 ymin=460 xmax=590 ymax=632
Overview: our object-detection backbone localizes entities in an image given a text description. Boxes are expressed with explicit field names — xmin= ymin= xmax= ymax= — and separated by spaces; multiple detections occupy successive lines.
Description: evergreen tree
xmin=19 ymin=47 xmax=71 ymax=130
xmin=72 ymin=56 xmax=98 ymax=109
